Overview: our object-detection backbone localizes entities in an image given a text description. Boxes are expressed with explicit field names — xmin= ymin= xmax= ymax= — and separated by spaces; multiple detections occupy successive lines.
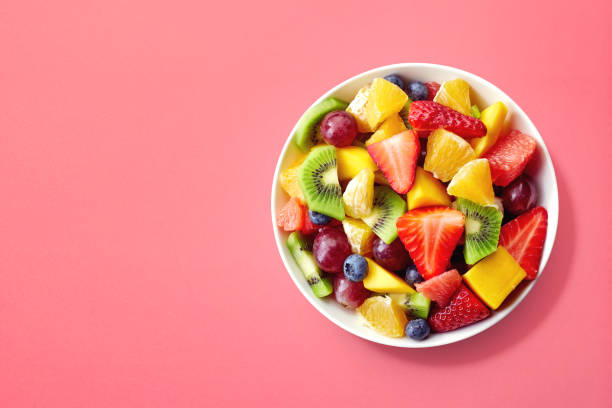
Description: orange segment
xmin=433 ymin=78 xmax=471 ymax=115
xmin=279 ymin=156 xmax=306 ymax=202
xmin=365 ymin=114 xmax=406 ymax=146
xmin=346 ymin=86 xmax=375 ymax=133
xmin=357 ymin=296 xmax=408 ymax=338
xmin=366 ymin=78 xmax=408 ymax=129
xmin=424 ymin=129 xmax=476 ymax=182
xmin=447 ymin=159 xmax=495 ymax=205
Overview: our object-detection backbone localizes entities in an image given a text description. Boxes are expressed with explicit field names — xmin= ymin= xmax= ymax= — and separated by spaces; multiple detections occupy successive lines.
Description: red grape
xmin=333 ymin=275 xmax=370 ymax=309
xmin=313 ymin=227 xmax=351 ymax=273
xmin=502 ymin=174 xmax=537 ymax=215
xmin=320 ymin=111 xmax=357 ymax=147
xmin=372 ymin=236 xmax=411 ymax=271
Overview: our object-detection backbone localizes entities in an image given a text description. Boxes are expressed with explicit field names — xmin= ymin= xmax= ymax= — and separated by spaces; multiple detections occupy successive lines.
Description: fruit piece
xmin=470 ymin=104 xmax=481 ymax=119
xmin=383 ymin=74 xmax=405 ymax=90
xmin=336 ymin=146 xmax=378 ymax=180
xmin=346 ymin=86 xmax=375 ymax=133
xmin=447 ymin=159 xmax=495 ymax=206
xmin=399 ymin=99 xmax=412 ymax=128
xmin=298 ymin=145 xmax=345 ymax=220
xmin=343 ymin=168 xmax=375 ymax=218
xmin=424 ymin=129 xmax=476 ymax=182
xmin=389 ymin=292 xmax=431 ymax=319
xmin=372 ymin=236 xmax=411 ymax=272
xmin=341 ymin=218 xmax=374 ymax=256
xmin=406 ymin=81 xmax=429 ymax=101
xmin=320 ymin=111 xmax=358 ymax=147
xmin=358 ymin=296 xmax=408 ymax=338
xmin=425 ymin=82 xmax=440 ymax=101
xmin=374 ymin=170 xmax=389 ymax=186
xmin=308 ymin=210 xmax=332 ymax=226
xmin=312 ymin=227 xmax=351 ymax=273
xmin=277 ymin=197 xmax=305 ymax=231
xmin=279 ymin=157 xmax=306 ymax=202
xmin=404 ymin=264 xmax=424 ymax=287
xmin=362 ymin=186 xmax=407 ymax=244
xmin=499 ymin=206 xmax=548 ymax=280
xmin=294 ymin=97 xmax=349 ymax=151
xmin=396 ymin=207 xmax=465 ymax=280
xmin=367 ymin=130 xmax=420 ymax=194
xmin=501 ymin=174 xmax=537 ymax=215
xmin=463 ymin=246 xmax=526 ymax=309
xmin=333 ymin=275 xmax=370 ymax=309
xmin=366 ymin=78 xmax=409 ymax=129
xmin=343 ymin=254 xmax=369 ymax=282
xmin=470 ymin=101 xmax=508 ymax=157
xmin=407 ymin=167 xmax=451 ymax=210
xmin=405 ymin=318 xmax=431 ymax=340
xmin=408 ymin=100 xmax=487 ymax=138
xmin=433 ymin=78 xmax=471 ymax=115
xmin=287 ymin=232 xmax=333 ymax=297
xmin=492 ymin=197 xmax=504 ymax=216
xmin=365 ymin=114 xmax=406 ymax=146
xmin=301 ymin=207 xmax=322 ymax=235
xmin=456 ymin=198 xmax=503 ymax=264
xmin=362 ymin=258 xmax=415 ymax=293
xmin=415 ymin=269 xmax=462 ymax=307
xmin=428 ymin=284 xmax=490 ymax=332
xmin=483 ymin=130 xmax=537 ymax=186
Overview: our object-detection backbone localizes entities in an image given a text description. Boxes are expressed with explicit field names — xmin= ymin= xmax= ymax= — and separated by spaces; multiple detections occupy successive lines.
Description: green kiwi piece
xmin=389 ymin=292 xmax=431 ymax=319
xmin=399 ymin=98 xmax=413 ymax=129
xmin=456 ymin=197 xmax=503 ymax=264
xmin=362 ymin=186 xmax=407 ymax=244
xmin=298 ymin=145 xmax=345 ymax=220
xmin=293 ymin=97 xmax=349 ymax=152
xmin=287 ymin=232 xmax=333 ymax=298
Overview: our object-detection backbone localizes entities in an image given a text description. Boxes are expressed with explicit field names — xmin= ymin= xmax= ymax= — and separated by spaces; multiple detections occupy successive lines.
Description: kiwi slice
xmin=389 ymin=292 xmax=431 ymax=319
xmin=362 ymin=186 xmax=407 ymax=244
xmin=456 ymin=198 xmax=503 ymax=264
xmin=298 ymin=145 xmax=345 ymax=220
xmin=287 ymin=232 xmax=333 ymax=298
xmin=294 ymin=97 xmax=349 ymax=152
xmin=399 ymin=99 xmax=413 ymax=129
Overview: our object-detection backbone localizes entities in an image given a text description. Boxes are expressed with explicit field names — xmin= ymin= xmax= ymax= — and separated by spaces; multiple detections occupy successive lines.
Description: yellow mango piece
xmin=279 ymin=156 xmax=306 ymax=202
xmin=366 ymin=78 xmax=408 ymax=129
xmin=347 ymin=86 xmax=375 ymax=133
xmin=336 ymin=146 xmax=378 ymax=180
xmin=463 ymin=246 xmax=526 ymax=310
xmin=343 ymin=169 xmax=375 ymax=218
xmin=433 ymin=78 xmax=471 ymax=115
xmin=342 ymin=218 xmax=374 ymax=256
xmin=363 ymin=258 xmax=415 ymax=294
xmin=358 ymin=296 xmax=408 ymax=338
xmin=470 ymin=102 xmax=509 ymax=157
xmin=365 ymin=114 xmax=406 ymax=146
xmin=447 ymin=159 xmax=495 ymax=205
xmin=407 ymin=167 xmax=451 ymax=210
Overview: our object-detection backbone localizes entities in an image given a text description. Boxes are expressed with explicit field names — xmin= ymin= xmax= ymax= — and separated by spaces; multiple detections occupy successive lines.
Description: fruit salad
xmin=277 ymin=74 xmax=548 ymax=341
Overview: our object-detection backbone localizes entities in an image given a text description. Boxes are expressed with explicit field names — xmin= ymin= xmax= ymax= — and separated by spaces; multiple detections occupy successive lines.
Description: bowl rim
xmin=271 ymin=63 xmax=559 ymax=348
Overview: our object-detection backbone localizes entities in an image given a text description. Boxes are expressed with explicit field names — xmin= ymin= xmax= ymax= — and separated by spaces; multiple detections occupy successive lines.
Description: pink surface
xmin=0 ymin=0 xmax=611 ymax=406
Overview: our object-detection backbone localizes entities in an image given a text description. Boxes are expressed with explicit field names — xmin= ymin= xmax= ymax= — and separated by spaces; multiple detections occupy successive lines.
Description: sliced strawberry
xmin=483 ymin=129 xmax=537 ymax=186
xmin=366 ymin=130 xmax=419 ymax=194
xmin=499 ymin=206 xmax=548 ymax=279
xmin=277 ymin=197 xmax=304 ymax=232
xmin=415 ymin=269 xmax=462 ymax=307
xmin=428 ymin=284 xmax=490 ymax=332
xmin=301 ymin=207 xmax=321 ymax=235
xmin=425 ymin=81 xmax=440 ymax=101
xmin=408 ymin=100 xmax=487 ymax=138
xmin=396 ymin=207 xmax=465 ymax=280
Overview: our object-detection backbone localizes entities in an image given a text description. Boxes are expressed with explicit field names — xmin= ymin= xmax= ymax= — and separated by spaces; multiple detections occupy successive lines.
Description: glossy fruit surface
xmin=346 ymin=86 xmax=375 ymax=133
xmin=407 ymin=167 xmax=451 ymax=210
xmin=365 ymin=114 xmax=406 ymax=146
xmin=470 ymin=101 xmax=508 ymax=156
xmin=414 ymin=269 xmax=462 ymax=307
xmin=366 ymin=78 xmax=408 ymax=129
xmin=333 ymin=275 xmax=370 ymax=309
xmin=383 ymin=74 xmax=405 ymax=90
xmin=277 ymin=197 xmax=304 ymax=231
xmin=372 ymin=236 xmax=411 ymax=272
xmin=501 ymin=174 xmax=537 ymax=215
xmin=336 ymin=146 xmax=378 ymax=180
xmin=424 ymin=129 xmax=476 ymax=182
xmin=433 ymin=78 xmax=471 ymax=115
xmin=428 ymin=284 xmax=490 ymax=332
xmin=342 ymin=168 xmax=374 ymax=218
xmin=425 ymin=81 xmax=440 ymax=100
xmin=404 ymin=264 xmax=424 ymax=286
xmin=343 ymin=254 xmax=368 ymax=282
xmin=405 ymin=319 xmax=430 ymax=340
xmin=362 ymin=258 xmax=415 ymax=294
xmin=357 ymin=296 xmax=408 ymax=338
xmin=484 ymin=129 xmax=537 ymax=186
xmin=406 ymin=81 xmax=429 ymax=101
xmin=408 ymin=100 xmax=486 ymax=138
xmin=320 ymin=110 xmax=357 ymax=147
xmin=367 ymin=130 xmax=420 ymax=194
xmin=447 ymin=159 xmax=495 ymax=206
xmin=341 ymin=218 xmax=374 ymax=256
xmin=312 ymin=227 xmax=351 ymax=273
xmin=308 ymin=210 xmax=331 ymax=226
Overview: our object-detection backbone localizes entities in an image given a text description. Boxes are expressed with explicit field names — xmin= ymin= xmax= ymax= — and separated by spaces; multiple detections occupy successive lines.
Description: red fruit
xmin=277 ymin=197 xmax=304 ymax=231
xmin=333 ymin=275 xmax=370 ymax=309
xmin=483 ymin=129 xmax=537 ymax=186
xmin=366 ymin=130 xmax=420 ymax=194
xmin=396 ymin=207 xmax=465 ymax=280
xmin=428 ymin=284 xmax=490 ymax=332
xmin=425 ymin=81 xmax=440 ymax=101
xmin=301 ymin=207 xmax=322 ymax=235
xmin=499 ymin=206 xmax=548 ymax=280
xmin=408 ymin=101 xmax=487 ymax=138
xmin=415 ymin=269 xmax=462 ymax=307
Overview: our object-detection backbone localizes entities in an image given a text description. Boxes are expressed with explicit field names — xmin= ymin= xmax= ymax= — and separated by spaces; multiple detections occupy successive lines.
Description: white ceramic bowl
xmin=271 ymin=63 xmax=558 ymax=347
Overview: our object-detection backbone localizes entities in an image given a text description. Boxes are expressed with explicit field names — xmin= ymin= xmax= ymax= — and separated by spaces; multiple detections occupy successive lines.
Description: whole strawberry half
xmin=483 ymin=129 xmax=537 ymax=186
xmin=499 ymin=206 xmax=548 ymax=279
xmin=367 ymin=130 xmax=420 ymax=194
xmin=408 ymin=100 xmax=487 ymax=138
xmin=428 ymin=284 xmax=490 ymax=332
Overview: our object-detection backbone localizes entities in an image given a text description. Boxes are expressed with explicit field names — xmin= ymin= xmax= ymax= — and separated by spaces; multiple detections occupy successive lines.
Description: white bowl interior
xmin=271 ymin=63 xmax=559 ymax=347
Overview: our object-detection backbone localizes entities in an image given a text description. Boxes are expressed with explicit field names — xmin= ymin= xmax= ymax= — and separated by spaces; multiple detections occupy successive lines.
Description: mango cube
xmin=346 ymin=86 xmax=375 ymax=133
xmin=366 ymin=78 xmax=408 ymax=129
xmin=463 ymin=246 xmax=526 ymax=310
xmin=407 ymin=167 xmax=451 ymax=210
xmin=470 ymin=101 xmax=508 ymax=157
xmin=342 ymin=218 xmax=375 ymax=256
xmin=279 ymin=156 xmax=306 ymax=203
xmin=365 ymin=114 xmax=406 ymax=146
xmin=335 ymin=146 xmax=378 ymax=180
xmin=363 ymin=258 xmax=415 ymax=294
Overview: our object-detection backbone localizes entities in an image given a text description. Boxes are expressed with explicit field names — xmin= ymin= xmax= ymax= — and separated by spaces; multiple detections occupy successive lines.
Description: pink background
xmin=1 ymin=0 xmax=611 ymax=406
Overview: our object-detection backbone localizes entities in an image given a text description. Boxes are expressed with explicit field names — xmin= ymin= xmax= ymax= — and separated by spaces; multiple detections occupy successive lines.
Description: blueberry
xmin=405 ymin=319 xmax=430 ymax=340
xmin=405 ymin=264 xmax=424 ymax=287
xmin=406 ymin=81 xmax=429 ymax=101
xmin=343 ymin=254 xmax=368 ymax=282
xmin=383 ymin=74 xmax=405 ymax=90
xmin=308 ymin=210 xmax=332 ymax=226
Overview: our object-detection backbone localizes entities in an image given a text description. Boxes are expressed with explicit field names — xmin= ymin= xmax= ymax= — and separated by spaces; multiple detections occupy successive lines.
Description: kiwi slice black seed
xmin=294 ymin=97 xmax=349 ymax=152
xmin=389 ymin=292 xmax=431 ymax=319
xmin=399 ymin=99 xmax=413 ymax=129
xmin=362 ymin=186 xmax=407 ymax=244
xmin=456 ymin=197 xmax=503 ymax=264
xmin=287 ymin=232 xmax=333 ymax=298
xmin=298 ymin=145 xmax=345 ymax=220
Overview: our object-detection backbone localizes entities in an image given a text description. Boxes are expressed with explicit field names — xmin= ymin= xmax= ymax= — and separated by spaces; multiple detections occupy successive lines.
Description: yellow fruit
xmin=342 ymin=218 xmax=375 ymax=256
xmin=279 ymin=156 xmax=306 ymax=202
xmin=374 ymin=170 xmax=389 ymax=186
xmin=357 ymin=296 xmax=408 ymax=338
xmin=447 ymin=159 xmax=495 ymax=205
xmin=363 ymin=258 xmax=415 ymax=294
xmin=433 ymin=78 xmax=471 ymax=115
xmin=424 ymin=129 xmax=476 ymax=182
xmin=407 ymin=167 xmax=451 ymax=210
xmin=470 ymin=101 xmax=508 ymax=156
xmin=343 ymin=169 xmax=374 ymax=218
xmin=336 ymin=146 xmax=378 ymax=180
xmin=347 ymin=86 xmax=375 ymax=133
xmin=366 ymin=78 xmax=408 ymax=129
xmin=463 ymin=246 xmax=526 ymax=310
xmin=365 ymin=114 xmax=406 ymax=146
